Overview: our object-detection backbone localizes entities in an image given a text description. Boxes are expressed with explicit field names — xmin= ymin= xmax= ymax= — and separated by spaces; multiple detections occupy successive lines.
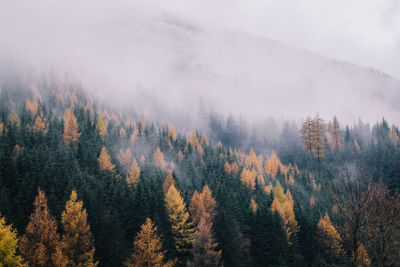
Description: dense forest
xmin=0 ymin=74 xmax=399 ymax=267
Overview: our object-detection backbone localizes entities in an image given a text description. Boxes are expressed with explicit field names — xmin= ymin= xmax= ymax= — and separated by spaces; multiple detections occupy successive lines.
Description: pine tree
xmin=96 ymin=117 xmax=107 ymax=139
xmin=19 ymin=189 xmax=66 ymax=267
xmin=127 ymin=159 xmax=140 ymax=188
xmin=317 ymin=213 xmax=344 ymax=264
xmin=61 ymin=190 xmax=97 ymax=267
xmin=98 ymin=146 xmax=115 ymax=171
xmin=0 ymin=215 xmax=24 ymax=266
xmin=125 ymin=218 xmax=174 ymax=267
xmin=63 ymin=108 xmax=81 ymax=145
xmin=165 ymin=185 xmax=195 ymax=257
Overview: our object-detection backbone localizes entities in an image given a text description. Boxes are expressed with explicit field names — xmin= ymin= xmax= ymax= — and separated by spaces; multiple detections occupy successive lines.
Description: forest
xmin=0 ymin=74 xmax=399 ymax=267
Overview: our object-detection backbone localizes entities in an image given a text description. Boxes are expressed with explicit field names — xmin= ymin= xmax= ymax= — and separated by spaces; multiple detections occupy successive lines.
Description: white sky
xmin=160 ymin=0 xmax=400 ymax=79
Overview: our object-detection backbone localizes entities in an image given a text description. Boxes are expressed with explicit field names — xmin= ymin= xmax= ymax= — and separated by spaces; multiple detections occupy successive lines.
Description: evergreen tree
xmin=61 ymin=190 xmax=97 ymax=267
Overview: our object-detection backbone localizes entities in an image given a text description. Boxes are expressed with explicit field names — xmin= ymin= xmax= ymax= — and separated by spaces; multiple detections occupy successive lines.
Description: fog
xmin=1 ymin=0 xmax=400 ymax=126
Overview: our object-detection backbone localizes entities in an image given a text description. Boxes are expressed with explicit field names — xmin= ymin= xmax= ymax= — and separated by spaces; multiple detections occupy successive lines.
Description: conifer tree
xmin=163 ymin=172 xmax=175 ymax=194
xmin=96 ymin=117 xmax=107 ymax=139
xmin=164 ymin=185 xmax=195 ymax=257
xmin=125 ymin=218 xmax=174 ymax=267
xmin=265 ymin=152 xmax=281 ymax=178
xmin=153 ymin=147 xmax=167 ymax=170
xmin=300 ymin=116 xmax=314 ymax=153
xmin=98 ymin=146 xmax=115 ymax=171
xmin=0 ymin=215 xmax=24 ymax=266
xmin=127 ymin=159 xmax=140 ymax=188
xmin=317 ymin=214 xmax=344 ymax=263
xmin=33 ymin=115 xmax=47 ymax=135
xmin=188 ymin=218 xmax=221 ymax=267
xmin=271 ymin=183 xmax=299 ymax=245
xmin=117 ymin=148 xmax=133 ymax=173
xmin=63 ymin=108 xmax=81 ymax=145
xmin=311 ymin=114 xmax=325 ymax=162
xmin=8 ymin=109 xmax=20 ymax=128
xmin=20 ymin=189 xmax=66 ymax=267
xmin=328 ymin=116 xmax=341 ymax=151
xmin=389 ymin=125 xmax=398 ymax=144
xmin=61 ymin=190 xmax=97 ymax=267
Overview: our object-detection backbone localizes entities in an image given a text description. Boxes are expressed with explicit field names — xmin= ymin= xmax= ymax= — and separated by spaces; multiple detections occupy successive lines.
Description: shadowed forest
xmin=0 ymin=74 xmax=398 ymax=267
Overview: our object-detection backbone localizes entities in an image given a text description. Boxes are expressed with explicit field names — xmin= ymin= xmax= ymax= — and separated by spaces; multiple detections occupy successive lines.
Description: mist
xmin=1 ymin=0 xmax=400 ymax=126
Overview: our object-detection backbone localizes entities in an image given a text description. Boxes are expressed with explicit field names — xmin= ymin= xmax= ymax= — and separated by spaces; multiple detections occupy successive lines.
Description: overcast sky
xmin=1 ymin=0 xmax=399 ymax=124
xmin=160 ymin=0 xmax=400 ymax=79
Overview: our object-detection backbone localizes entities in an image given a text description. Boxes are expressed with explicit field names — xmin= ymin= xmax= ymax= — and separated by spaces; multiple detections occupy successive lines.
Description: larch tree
xmin=188 ymin=185 xmax=221 ymax=267
xmin=98 ymin=146 xmax=115 ymax=172
xmin=163 ymin=172 xmax=176 ymax=194
xmin=19 ymin=189 xmax=66 ymax=267
xmin=164 ymin=185 xmax=195 ymax=259
xmin=61 ymin=190 xmax=97 ymax=267
xmin=96 ymin=117 xmax=107 ymax=139
xmin=63 ymin=108 xmax=81 ymax=145
xmin=153 ymin=147 xmax=167 ymax=170
xmin=317 ymin=213 xmax=345 ymax=264
xmin=33 ymin=115 xmax=47 ymax=135
xmin=0 ymin=215 xmax=24 ymax=266
xmin=125 ymin=218 xmax=174 ymax=267
xmin=117 ymin=148 xmax=133 ymax=173
xmin=300 ymin=116 xmax=314 ymax=153
xmin=271 ymin=182 xmax=299 ymax=245
xmin=8 ymin=109 xmax=21 ymax=128
xmin=127 ymin=159 xmax=140 ymax=188
xmin=311 ymin=114 xmax=325 ymax=162
xmin=240 ymin=168 xmax=257 ymax=190
xmin=328 ymin=116 xmax=341 ymax=151
xmin=389 ymin=125 xmax=399 ymax=144
xmin=265 ymin=152 xmax=281 ymax=178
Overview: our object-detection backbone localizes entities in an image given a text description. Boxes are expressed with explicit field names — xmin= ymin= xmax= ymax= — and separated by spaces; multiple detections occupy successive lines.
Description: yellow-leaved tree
xmin=127 ymin=159 xmax=140 ymax=188
xmin=165 ymin=185 xmax=195 ymax=261
xmin=0 ymin=214 xmax=24 ymax=266
xmin=125 ymin=218 xmax=175 ymax=267
xmin=61 ymin=190 xmax=98 ymax=267
xmin=317 ymin=213 xmax=345 ymax=264
xmin=271 ymin=182 xmax=299 ymax=245
xmin=20 ymin=189 xmax=67 ymax=266
xmin=98 ymin=146 xmax=115 ymax=171
xmin=96 ymin=117 xmax=107 ymax=139
xmin=63 ymin=108 xmax=81 ymax=145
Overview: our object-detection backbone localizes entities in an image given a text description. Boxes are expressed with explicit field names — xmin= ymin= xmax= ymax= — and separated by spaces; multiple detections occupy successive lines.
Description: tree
xmin=389 ymin=125 xmax=398 ymax=144
xmin=300 ymin=116 xmax=313 ymax=153
xmin=265 ymin=152 xmax=281 ymax=178
xmin=19 ymin=189 xmax=66 ymax=267
xmin=271 ymin=182 xmax=299 ymax=245
xmin=188 ymin=218 xmax=221 ymax=267
xmin=117 ymin=148 xmax=133 ymax=173
xmin=33 ymin=115 xmax=48 ymax=135
xmin=96 ymin=117 xmax=107 ymax=139
xmin=98 ymin=146 xmax=115 ymax=171
xmin=163 ymin=172 xmax=175 ymax=194
xmin=188 ymin=186 xmax=221 ymax=267
xmin=0 ymin=215 xmax=24 ymax=266
xmin=153 ymin=147 xmax=167 ymax=170
xmin=317 ymin=213 xmax=345 ymax=264
xmin=125 ymin=218 xmax=174 ymax=267
xmin=127 ymin=159 xmax=140 ymax=188
xmin=164 ymin=185 xmax=195 ymax=258
xmin=311 ymin=114 xmax=325 ymax=162
xmin=63 ymin=108 xmax=81 ymax=145
xmin=61 ymin=190 xmax=97 ymax=267
xmin=328 ymin=116 xmax=341 ymax=151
